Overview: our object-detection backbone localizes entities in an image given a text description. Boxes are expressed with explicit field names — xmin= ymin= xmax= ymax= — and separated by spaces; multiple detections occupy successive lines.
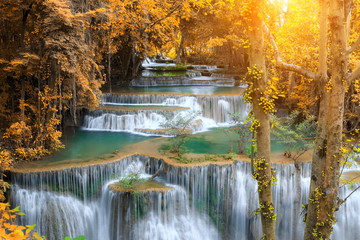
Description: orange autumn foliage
xmin=0 ymin=203 xmax=44 ymax=240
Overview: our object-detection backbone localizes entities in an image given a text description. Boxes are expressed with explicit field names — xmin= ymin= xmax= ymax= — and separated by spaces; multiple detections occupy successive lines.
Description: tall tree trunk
xmin=304 ymin=0 xmax=329 ymax=238
xmin=73 ymin=70 xmax=77 ymax=126
xmin=108 ymin=29 xmax=112 ymax=93
xmin=176 ymin=32 xmax=184 ymax=65
xmin=58 ymin=63 xmax=62 ymax=126
xmin=20 ymin=4 xmax=32 ymax=123
xmin=37 ymin=73 xmax=42 ymax=146
xmin=304 ymin=0 xmax=347 ymax=238
xmin=247 ymin=2 xmax=276 ymax=239
xmin=292 ymin=161 xmax=301 ymax=240
xmin=224 ymin=129 xmax=233 ymax=153
xmin=21 ymin=77 xmax=25 ymax=123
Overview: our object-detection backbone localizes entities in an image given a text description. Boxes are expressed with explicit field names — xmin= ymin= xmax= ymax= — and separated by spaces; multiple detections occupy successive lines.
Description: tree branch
xmin=146 ymin=4 xmax=181 ymax=30
xmin=346 ymin=35 xmax=360 ymax=55
xmin=149 ymin=166 xmax=163 ymax=181
xmin=338 ymin=184 xmax=360 ymax=208
xmin=347 ymin=64 xmax=360 ymax=83
xmin=262 ymin=22 xmax=316 ymax=80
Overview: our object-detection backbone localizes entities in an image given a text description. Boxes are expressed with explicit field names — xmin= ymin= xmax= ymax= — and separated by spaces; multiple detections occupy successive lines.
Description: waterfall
xmin=11 ymin=155 xmax=219 ymax=240
xmin=10 ymin=155 xmax=360 ymax=239
xmin=101 ymin=94 xmax=250 ymax=122
xmin=130 ymin=75 xmax=234 ymax=87
xmin=82 ymin=94 xmax=250 ymax=133
xmin=83 ymin=111 xmax=167 ymax=132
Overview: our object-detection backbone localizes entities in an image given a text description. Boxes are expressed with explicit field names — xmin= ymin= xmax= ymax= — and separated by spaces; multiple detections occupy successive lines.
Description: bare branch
xmin=262 ymin=22 xmax=316 ymax=80
xmin=150 ymin=166 xmax=163 ymax=181
xmin=346 ymin=35 xmax=360 ymax=55
xmin=340 ymin=175 xmax=360 ymax=189
xmin=146 ymin=4 xmax=181 ymax=30
xmin=339 ymin=155 xmax=351 ymax=183
xmin=338 ymin=184 xmax=360 ymax=208
xmin=347 ymin=64 xmax=360 ymax=83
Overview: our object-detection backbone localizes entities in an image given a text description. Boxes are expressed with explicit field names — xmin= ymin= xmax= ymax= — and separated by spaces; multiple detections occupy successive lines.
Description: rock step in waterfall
xmin=83 ymin=93 xmax=251 ymax=134
xmin=134 ymin=60 xmax=238 ymax=87
xmin=130 ymin=75 xmax=236 ymax=87
xmin=11 ymin=154 xmax=360 ymax=240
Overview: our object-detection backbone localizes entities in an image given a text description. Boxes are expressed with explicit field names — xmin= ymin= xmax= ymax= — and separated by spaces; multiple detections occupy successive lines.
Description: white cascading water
xmin=130 ymin=74 xmax=235 ymax=87
xmin=11 ymin=156 xmax=220 ymax=240
xmin=11 ymin=155 xmax=360 ymax=240
xmin=82 ymin=94 xmax=250 ymax=133
xmin=83 ymin=111 xmax=167 ymax=132
xmin=130 ymin=62 xmax=233 ymax=87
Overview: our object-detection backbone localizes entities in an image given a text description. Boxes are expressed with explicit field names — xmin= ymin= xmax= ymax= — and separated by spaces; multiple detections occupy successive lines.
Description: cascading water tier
xmin=83 ymin=93 xmax=250 ymax=133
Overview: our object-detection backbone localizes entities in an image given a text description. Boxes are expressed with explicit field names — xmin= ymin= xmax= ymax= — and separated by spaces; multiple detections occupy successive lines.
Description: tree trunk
xmin=304 ymin=0 xmax=329 ymax=238
xmin=73 ymin=69 xmax=77 ymax=126
xmin=224 ymin=130 xmax=234 ymax=153
xmin=292 ymin=160 xmax=301 ymax=240
xmin=58 ymin=62 xmax=62 ymax=127
xmin=304 ymin=0 xmax=347 ymax=238
xmin=247 ymin=2 xmax=276 ymax=239
xmin=108 ymin=31 xmax=112 ymax=93
xmin=21 ymin=77 xmax=25 ymax=123
xmin=176 ymin=32 xmax=184 ymax=65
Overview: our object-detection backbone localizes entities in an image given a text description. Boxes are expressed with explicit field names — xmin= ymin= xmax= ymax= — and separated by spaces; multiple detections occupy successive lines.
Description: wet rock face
xmin=201 ymin=70 xmax=212 ymax=76
xmin=109 ymin=180 xmax=173 ymax=193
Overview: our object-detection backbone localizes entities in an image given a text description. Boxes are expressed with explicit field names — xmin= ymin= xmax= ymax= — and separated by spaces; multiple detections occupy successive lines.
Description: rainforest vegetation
xmin=1 ymin=0 xmax=360 ymax=239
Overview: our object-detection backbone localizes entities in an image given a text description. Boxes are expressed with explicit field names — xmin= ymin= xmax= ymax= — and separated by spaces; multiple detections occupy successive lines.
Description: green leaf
xmin=26 ymin=224 xmax=36 ymax=229
xmin=33 ymin=232 xmax=43 ymax=240
xmin=64 ymin=237 xmax=73 ymax=240
xmin=73 ymin=236 xmax=86 ymax=240
xmin=12 ymin=206 xmax=20 ymax=212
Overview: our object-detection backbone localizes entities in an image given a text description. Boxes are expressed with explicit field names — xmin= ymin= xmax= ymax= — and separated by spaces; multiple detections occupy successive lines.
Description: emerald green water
xmin=46 ymin=128 xmax=285 ymax=165
xmin=46 ymin=128 xmax=152 ymax=163
xmin=183 ymin=128 xmax=286 ymax=154
xmin=55 ymin=128 xmax=286 ymax=161
xmin=111 ymin=86 xmax=242 ymax=95
xmin=142 ymin=70 xmax=190 ymax=77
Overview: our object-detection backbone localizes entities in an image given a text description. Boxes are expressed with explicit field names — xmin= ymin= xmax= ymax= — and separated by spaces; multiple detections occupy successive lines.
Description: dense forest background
xmin=1 ymin=0 xmax=358 ymax=165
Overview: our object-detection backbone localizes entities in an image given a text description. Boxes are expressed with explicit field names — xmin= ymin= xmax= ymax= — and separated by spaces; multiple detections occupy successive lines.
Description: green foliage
xmin=169 ymin=154 xmax=205 ymax=164
xmin=64 ymin=236 xmax=86 ymax=240
xmin=118 ymin=172 xmax=145 ymax=189
xmin=222 ymin=112 xmax=252 ymax=154
xmin=169 ymin=153 xmax=234 ymax=164
xmin=154 ymin=65 xmax=187 ymax=71
xmin=245 ymin=144 xmax=257 ymax=158
xmin=160 ymin=111 xmax=200 ymax=153
xmin=229 ymin=112 xmax=252 ymax=154
xmin=222 ymin=152 xmax=237 ymax=161
xmin=271 ymin=111 xmax=316 ymax=160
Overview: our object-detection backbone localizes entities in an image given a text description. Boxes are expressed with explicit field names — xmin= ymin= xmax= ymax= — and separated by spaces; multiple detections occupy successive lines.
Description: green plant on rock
xmin=229 ymin=112 xmax=252 ymax=154
xmin=154 ymin=65 xmax=187 ymax=71
xmin=272 ymin=111 xmax=316 ymax=162
xmin=222 ymin=152 xmax=237 ymax=161
xmin=118 ymin=172 xmax=145 ymax=189
xmin=160 ymin=111 xmax=200 ymax=153
xmin=169 ymin=153 xmax=226 ymax=164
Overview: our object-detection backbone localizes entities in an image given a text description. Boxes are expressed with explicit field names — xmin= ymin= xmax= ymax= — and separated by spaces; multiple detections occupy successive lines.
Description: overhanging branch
xmin=146 ymin=4 xmax=181 ymax=30
xmin=346 ymin=35 xmax=360 ymax=55
xmin=262 ymin=22 xmax=316 ymax=80
xmin=347 ymin=64 xmax=360 ymax=83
